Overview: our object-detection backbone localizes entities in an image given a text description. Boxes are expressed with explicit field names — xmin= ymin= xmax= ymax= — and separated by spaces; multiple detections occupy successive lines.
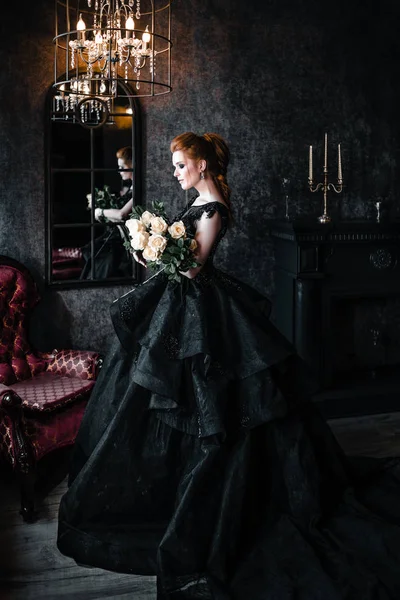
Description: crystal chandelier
xmin=53 ymin=0 xmax=172 ymax=125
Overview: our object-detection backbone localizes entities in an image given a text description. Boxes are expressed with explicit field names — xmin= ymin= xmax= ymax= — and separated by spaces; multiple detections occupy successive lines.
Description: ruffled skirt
xmin=57 ymin=266 xmax=400 ymax=599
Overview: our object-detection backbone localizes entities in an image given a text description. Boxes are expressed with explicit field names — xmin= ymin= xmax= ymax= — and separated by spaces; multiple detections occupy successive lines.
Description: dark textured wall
xmin=1 ymin=0 xmax=400 ymax=352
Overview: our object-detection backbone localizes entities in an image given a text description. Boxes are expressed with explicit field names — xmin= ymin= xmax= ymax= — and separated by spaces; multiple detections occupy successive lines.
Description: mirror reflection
xmin=47 ymin=83 xmax=142 ymax=287
xmin=81 ymin=146 xmax=134 ymax=280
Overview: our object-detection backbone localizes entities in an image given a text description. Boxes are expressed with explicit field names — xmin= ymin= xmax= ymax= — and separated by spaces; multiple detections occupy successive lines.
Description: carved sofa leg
xmin=2 ymin=390 xmax=37 ymax=522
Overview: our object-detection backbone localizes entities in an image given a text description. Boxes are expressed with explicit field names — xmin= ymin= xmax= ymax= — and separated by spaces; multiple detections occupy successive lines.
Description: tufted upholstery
xmin=52 ymin=247 xmax=82 ymax=262
xmin=0 ymin=264 xmax=48 ymax=385
xmin=52 ymin=247 xmax=83 ymax=280
xmin=0 ymin=256 xmax=101 ymax=520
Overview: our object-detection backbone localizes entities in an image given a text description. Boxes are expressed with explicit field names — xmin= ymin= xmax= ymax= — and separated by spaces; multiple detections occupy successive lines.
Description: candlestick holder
xmin=308 ymin=169 xmax=343 ymax=223
xmin=308 ymin=134 xmax=343 ymax=223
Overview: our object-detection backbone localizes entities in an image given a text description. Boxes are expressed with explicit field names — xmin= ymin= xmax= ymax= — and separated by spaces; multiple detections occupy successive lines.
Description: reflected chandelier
xmin=53 ymin=0 xmax=172 ymax=125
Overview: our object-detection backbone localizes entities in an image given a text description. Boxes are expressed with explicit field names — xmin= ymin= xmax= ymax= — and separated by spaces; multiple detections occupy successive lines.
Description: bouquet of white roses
xmin=125 ymin=201 xmax=199 ymax=282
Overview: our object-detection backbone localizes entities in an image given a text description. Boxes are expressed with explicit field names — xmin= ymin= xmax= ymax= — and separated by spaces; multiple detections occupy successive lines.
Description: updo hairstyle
xmin=170 ymin=132 xmax=232 ymax=215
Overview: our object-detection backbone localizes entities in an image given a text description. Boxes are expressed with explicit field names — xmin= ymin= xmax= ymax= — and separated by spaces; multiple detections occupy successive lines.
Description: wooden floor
xmin=1 ymin=411 xmax=400 ymax=600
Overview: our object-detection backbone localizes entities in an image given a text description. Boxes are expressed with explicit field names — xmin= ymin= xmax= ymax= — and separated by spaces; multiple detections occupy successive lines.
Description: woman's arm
xmin=95 ymin=198 xmax=133 ymax=223
xmin=180 ymin=210 xmax=222 ymax=279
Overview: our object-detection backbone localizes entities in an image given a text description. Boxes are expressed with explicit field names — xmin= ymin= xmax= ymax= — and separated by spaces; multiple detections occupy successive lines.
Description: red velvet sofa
xmin=0 ymin=256 xmax=101 ymax=521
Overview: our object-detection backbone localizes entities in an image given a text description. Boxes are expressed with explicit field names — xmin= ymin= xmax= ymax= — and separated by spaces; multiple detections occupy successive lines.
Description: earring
xmin=200 ymin=172 xmax=205 ymax=180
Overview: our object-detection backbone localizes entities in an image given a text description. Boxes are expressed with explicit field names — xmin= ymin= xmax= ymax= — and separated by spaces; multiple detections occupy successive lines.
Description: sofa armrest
xmin=0 ymin=387 xmax=22 ymax=408
xmin=0 ymin=388 xmax=35 ymax=477
xmin=45 ymin=350 xmax=102 ymax=380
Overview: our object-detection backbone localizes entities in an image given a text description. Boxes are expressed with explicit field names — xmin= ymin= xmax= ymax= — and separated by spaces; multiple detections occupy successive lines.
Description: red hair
xmin=170 ymin=132 xmax=232 ymax=214
xmin=116 ymin=146 xmax=133 ymax=164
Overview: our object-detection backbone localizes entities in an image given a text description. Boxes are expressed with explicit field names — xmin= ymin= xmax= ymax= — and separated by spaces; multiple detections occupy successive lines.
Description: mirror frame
xmin=45 ymin=79 xmax=143 ymax=289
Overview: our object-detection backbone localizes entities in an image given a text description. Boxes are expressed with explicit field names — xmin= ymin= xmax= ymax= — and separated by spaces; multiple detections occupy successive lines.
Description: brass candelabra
xmin=308 ymin=134 xmax=343 ymax=223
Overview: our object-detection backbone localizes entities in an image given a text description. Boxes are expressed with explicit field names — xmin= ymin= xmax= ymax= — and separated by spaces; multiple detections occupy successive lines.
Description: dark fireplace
xmin=331 ymin=296 xmax=400 ymax=382
xmin=269 ymin=218 xmax=400 ymax=418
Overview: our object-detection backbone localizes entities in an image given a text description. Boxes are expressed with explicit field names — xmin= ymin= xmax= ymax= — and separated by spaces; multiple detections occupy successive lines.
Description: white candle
xmin=77 ymin=13 xmax=86 ymax=42
xmin=338 ymin=143 xmax=342 ymax=180
xmin=309 ymin=145 xmax=313 ymax=181
xmin=324 ymin=133 xmax=328 ymax=170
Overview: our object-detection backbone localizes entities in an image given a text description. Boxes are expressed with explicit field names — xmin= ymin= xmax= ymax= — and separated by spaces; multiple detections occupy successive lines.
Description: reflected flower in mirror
xmin=87 ymin=185 xmax=127 ymax=211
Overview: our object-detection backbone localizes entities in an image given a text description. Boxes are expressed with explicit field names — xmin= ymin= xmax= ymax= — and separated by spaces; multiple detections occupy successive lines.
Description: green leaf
xmin=151 ymin=200 xmax=167 ymax=218
xmin=129 ymin=204 xmax=145 ymax=219
xmin=145 ymin=261 xmax=158 ymax=273
xmin=168 ymin=273 xmax=180 ymax=283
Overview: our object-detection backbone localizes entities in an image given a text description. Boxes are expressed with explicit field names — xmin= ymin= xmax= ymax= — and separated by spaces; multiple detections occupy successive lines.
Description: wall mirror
xmin=45 ymin=80 xmax=142 ymax=288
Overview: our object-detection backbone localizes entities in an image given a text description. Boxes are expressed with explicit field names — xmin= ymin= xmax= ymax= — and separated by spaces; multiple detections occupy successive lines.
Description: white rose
xmin=142 ymin=245 xmax=159 ymax=261
xmin=130 ymin=231 xmax=149 ymax=251
xmin=86 ymin=193 xmax=92 ymax=208
xmin=148 ymin=234 xmax=168 ymax=254
xmin=168 ymin=221 xmax=186 ymax=239
xmin=126 ymin=218 xmax=146 ymax=235
xmin=189 ymin=238 xmax=198 ymax=251
xmin=150 ymin=216 xmax=168 ymax=234
xmin=141 ymin=211 xmax=155 ymax=226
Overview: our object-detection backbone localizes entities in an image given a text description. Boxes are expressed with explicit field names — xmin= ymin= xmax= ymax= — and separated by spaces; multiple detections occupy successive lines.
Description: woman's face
xmin=118 ymin=158 xmax=133 ymax=181
xmin=172 ymin=150 xmax=202 ymax=190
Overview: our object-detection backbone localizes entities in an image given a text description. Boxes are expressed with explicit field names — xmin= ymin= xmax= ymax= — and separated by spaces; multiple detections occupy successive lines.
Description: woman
xmin=58 ymin=132 xmax=400 ymax=599
xmin=80 ymin=146 xmax=134 ymax=279
xmin=94 ymin=146 xmax=134 ymax=224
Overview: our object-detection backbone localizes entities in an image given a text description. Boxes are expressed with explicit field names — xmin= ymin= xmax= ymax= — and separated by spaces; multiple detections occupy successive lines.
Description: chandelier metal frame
xmin=53 ymin=0 xmax=172 ymax=123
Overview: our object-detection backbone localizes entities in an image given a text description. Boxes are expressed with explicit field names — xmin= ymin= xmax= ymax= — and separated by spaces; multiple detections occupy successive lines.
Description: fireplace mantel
xmin=270 ymin=219 xmax=400 ymax=243
xmin=269 ymin=218 xmax=400 ymax=417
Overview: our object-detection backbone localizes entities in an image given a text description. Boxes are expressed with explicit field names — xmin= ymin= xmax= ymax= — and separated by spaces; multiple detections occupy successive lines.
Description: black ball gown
xmin=58 ymin=199 xmax=400 ymax=599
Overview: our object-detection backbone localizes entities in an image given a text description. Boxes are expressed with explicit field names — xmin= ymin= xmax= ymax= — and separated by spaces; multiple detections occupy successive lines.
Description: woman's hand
xmin=94 ymin=207 xmax=103 ymax=221
xmin=132 ymin=251 xmax=147 ymax=267
xmin=179 ymin=269 xmax=199 ymax=279
xmin=104 ymin=208 xmax=124 ymax=223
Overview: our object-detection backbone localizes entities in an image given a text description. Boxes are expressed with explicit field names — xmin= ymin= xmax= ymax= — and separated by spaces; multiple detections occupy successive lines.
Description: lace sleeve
xmin=190 ymin=202 xmax=229 ymax=228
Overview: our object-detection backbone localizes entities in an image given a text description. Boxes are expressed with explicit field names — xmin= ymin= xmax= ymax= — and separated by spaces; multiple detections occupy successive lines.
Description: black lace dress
xmin=58 ymin=200 xmax=400 ymax=600
xmin=80 ymin=186 xmax=134 ymax=280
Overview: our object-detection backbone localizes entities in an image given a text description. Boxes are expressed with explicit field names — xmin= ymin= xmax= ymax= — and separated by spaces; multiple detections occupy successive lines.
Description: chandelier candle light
xmin=308 ymin=133 xmax=343 ymax=223
xmin=53 ymin=0 xmax=172 ymax=124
